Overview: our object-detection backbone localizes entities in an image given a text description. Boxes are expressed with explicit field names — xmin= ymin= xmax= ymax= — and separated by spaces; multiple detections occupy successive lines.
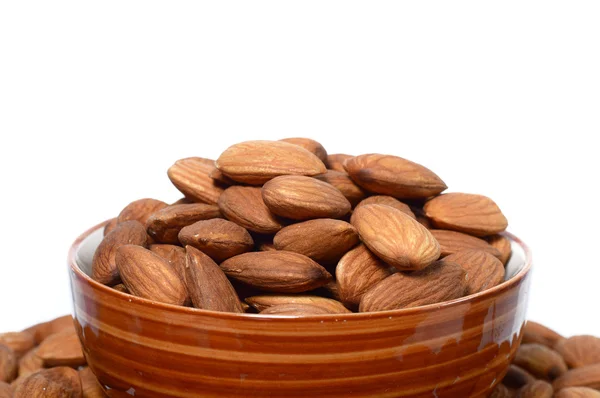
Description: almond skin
xmin=444 ymin=250 xmax=505 ymax=294
xmin=553 ymin=364 xmax=600 ymax=391
xmin=514 ymin=343 xmax=568 ymax=381
xmin=344 ymin=153 xmax=447 ymax=199
xmin=503 ymin=364 xmax=537 ymax=389
xmin=355 ymin=195 xmax=416 ymax=219
xmin=487 ymin=234 xmax=513 ymax=265
xmin=148 ymin=244 xmax=190 ymax=305
xmin=517 ymin=380 xmax=553 ymax=398
xmin=522 ymin=321 xmax=565 ymax=348
xmin=359 ymin=260 xmax=467 ymax=312
xmin=430 ymin=229 xmax=502 ymax=258
xmin=185 ymin=246 xmax=244 ymax=313
xmin=262 ymin=175 xmax=351 ymax=220
xmin=218 ymin=186 xmax=284 ymax=234
xmin=220 ymin=251 xmax=332 ymax=293
xmin=260 ymin=303 xmax=337 ymax=316
xmin=91 ymin=220 xmax=147 ymax=286
xmin=13 ymin=367 xmax=82 ymax=398
xmin=555 ymin=387 xmax=600 ymax=398
xmin=336 ymin=244 xmax=393 ymax=310
xmin=146 ymin=203 xmax=222 ymax=244
xmin=18 ymin=348 xmax=43 ymax=378
xmin=315 ymin=170 xmax=367 ymax=207
xmin=424 ymin=193 xmax=508 ymax=236
xmin=555 ymin=336 xmax=600 ymax=368
xmin=216 ymin=140 xmax=327 ymax=184
xmin=326 ymin=153 xmax=353 ymax=172
xmin=351 ymin=204 xmax=441 ymax=270
xmin=279 ymin=137 xmax=328 ymax=165
xmin=273 ymin=219 xmax=359 ymax=264
xmin=178 ymin=218 xmax=254 ymax=262
xmin=167 ymin=157 xmax=224 ymax=204
xmin=35 ymin=329 xmax=86 ymax=368
xmin=245 ymin=295 xmax=350 ymax=314
xmin=78 ymin=367 xmax=105 ymax=398
xmin=116 ymin=198 xmax=168 ymax=225
xmin=0 ymin=345 xmax=17 ymax=383
xmin=115 ymin=245 xmax=188 ymax=306
xmin=22 ymin=315 xmax=73 ymax=345
xmin=0 ymin=332 xmax=35 ymax=359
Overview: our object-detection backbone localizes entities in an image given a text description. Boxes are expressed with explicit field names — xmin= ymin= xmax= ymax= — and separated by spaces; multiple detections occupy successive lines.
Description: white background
xmin=1 ymin=1 xmax=598 ymax=336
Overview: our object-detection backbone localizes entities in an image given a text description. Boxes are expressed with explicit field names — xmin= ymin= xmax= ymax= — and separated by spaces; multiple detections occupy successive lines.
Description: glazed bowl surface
xmin=69 ymin=221 xmax=532 ymax=398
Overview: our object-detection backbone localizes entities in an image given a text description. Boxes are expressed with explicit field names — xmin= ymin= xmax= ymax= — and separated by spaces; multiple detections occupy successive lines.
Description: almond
xmin=260 ymin=303 xmax=337 ymax=316
xmin=78 ymin=367 xmax=105 ymax=398
xmin=167 ymin=157 xmax=224 ymax=204
xmin=146 ymin=203 xmax=222 ymax=244
xmin=18 ymin=348 xmax=43 ymax=378
xmin=245 ymin=295 xmax=350 ymax=314
xmin=116 ymin=198 xmax=168 ymax=225
xmin=262 ymin=175 xmax=351 ymax=220
xmin=0 ymin=332 xmax=35 ymax=358
xmin=216 ymin=140 xmax=326 ymax=184
xmin=22 ymin=315 xmax=74 ymax=345
xmin=273 ymin=219 xmax=359 ymax=264
xmin=326 ymin=153 xmax=353 ymax=172
xmin=490 ymin=384 xmax=515 ymax=398
xmin=517 ymin=380 xmax=553 ymax=398
xmin=359 ymin=260 xmax=466 ymax=312
xmin=185 ymin=246 xmax=243 ymax=313
xmin=0 ymin=381 xmax=11 ymax=398
xmin=220 ymin=251 xmax=332 ymax=293
xmin=430 ymin=229 xmax=502 ymax=258
xmin=0 ymin=345 xmax=17 ymax=383
xmin=424 ymin=193 xmax=508 ymax=236
xmin=553 ymin=364 xmax=600 ymax=391
xmin=444 ymin=250 xmax=505 ymax=294
xmin=487 ymin=234 xmax=513 ymax=265
xmin=344 ymin=153 xmax=447 ymax=199
xmin=514 ymin=343 xmax=568 ymax=381
xmin=355 ymin=195 xmax=416 ymax=218
xmin=13 ymin=367 xmax=82 ymax=398
xmin=149 ymin=244 xmax=187 ymax=283
xmin=336 ymin=244 xmax=393 ymax=309
xmin=91 ymin=220 xmax=147 ymax=285
xmin=103 ymin=218 xmax=118 ymax=237
xmin=178 ymin=218 xmax=254 ymax=262
xmin=279 ymin=137 xmax=328 ymax=165
xmin=35 ymin=329 xmax=85 ymax=368
xmin=115 ymin=245 xmax=187 ymax=305
xmin=555 ymin=387 xmax=600 ymax=398
xmin=503 ymin=364 xmax=537 ymax=389
xmin=350 ymin=204 xmax=441 ymax=270
xmin=218 ymin=186 xmax=284 ymax=234
xmin=555 ymin=336 xmax=600 ymax=368
xmin=315 ymin=170 xmax=367 ymax=207
xmin=112 ymin=284 xmax=129 ymax=294
xmin=522 ymin=321 xmax=565 ymax=348
xmin=208 ymin=167 xmax=235 ymax=186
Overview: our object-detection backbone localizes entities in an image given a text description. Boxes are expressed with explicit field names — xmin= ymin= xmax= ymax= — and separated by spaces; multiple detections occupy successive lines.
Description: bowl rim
xmin=69 ymin=220 xmax=532 ymax=321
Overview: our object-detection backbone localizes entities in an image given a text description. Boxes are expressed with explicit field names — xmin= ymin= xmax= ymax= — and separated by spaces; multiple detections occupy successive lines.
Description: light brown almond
xmin=315 ymin=170 xmax=367 ymax=207
xmin=344 ymin=153 xmax=447 ymax=199
xmin=245 ymin=295 xmax=350 ymax=314
xmin=185 ymin=246 xmax=243 ymax=313
xmin=490 ymin=384 xmax=514 ymax=398
xmin=522 ymin=321 xmax=565 ymax=348
xmin=336 ymin=244 xmax=393 ymax=309
xmin=424 ymin=193 xmax=508 ymax=236
xmin=359 ymin=260 xmax=467 ymax=312
xmin=78 ymin=367 xmax=106 ymax=398
xmin=351 ymin=204 xmax=441 ymax=270
xmin=117 ymin=198 xmax=168 ymax=225
xmin=326 ymin=153 xmax=353 ymax=172
xmin=260 ymin=303 xmax=337 ymax=316
xmin=553 ymin=364 xmax=600 ymax=391
xmin=0 ymin=332 xmax=35 ymax=358
xmin=0 ymin=345 xmax=17 ymax=383
xmin=555 ymin=387 xmax=600 ymax=398
xmin=115 ymin=245 xmax=187 ymax=306
xmin=430 ymin=229 xmax=502 ymax=258
xmin=444 ymin=250 xmax=505 ymax=294
xmin=555 ymin=336 xmax=600 ymax=368
xmin=167 ymin=157 xmax=224 ymax=204
xmin=91 ymin=220 xmax=147 ymax=285
xmin=103 ymin=218 xmax=118 ymax=237
xmin=35 ymin=329 xmax=85 ymax=368
xmin=355 ymin=195 xmax=416 ymax=218
xmin=273 ymin=219 xmax=359 ymax=264
xmin=208 ymin=167 xmax=235 ymax=186
xmin=178 ymin=218 xmax=254 ymax=262
xmin=220 ymin=251 xmax=332 ymax=293
xmin=262 ymin=175 xmax=351 ymax=220
xmin=18 ymin=348 xmax=43 ymax=378
xmin=517 ymin=380 xmax=553 ymax=398
xmin=279 ymin=137 xmax=328 ymax=165
xmin=216 ymin=140 xmax=327 ymax=184
xmin=14 ymin=367 xmax=82 ymax=398
xmin=487 ymin=234 xmax=513 ymax=265
xmin=514 ymin=343 xmax=568 ymax=381
xmin=22 ymin=315 xmax=74 ymax=345
xmin=218 ymin=186 xmax=284 ymax=234
xmin=146 ymin=203 xmax=222 ymax=244
xmin=503 ymin=364 xmax=537 ymax=389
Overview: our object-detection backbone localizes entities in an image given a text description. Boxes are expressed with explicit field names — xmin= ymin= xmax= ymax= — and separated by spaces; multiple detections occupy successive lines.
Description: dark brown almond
xmin=315 ymin=170 xmax=367 ymax=207
xmin=117 ymin=198 xmax=168 ymax=225
xmin=430 ymin=229 xmax=502 ymax=258
xmin=185 ymin=246 xmax=244 ymax=313
xmin=555 ymin=387 xmax=600 ymax=397
xmin=260 ymin=303 xmax=337 ymax=316
xmin=522 ymin=321 xmax=565 ymax=348
xmin=351 ymin=204 xmax=441 ymax=270
xmin=18 ymin=348 xmax=43 ymax=378
xmin=91 ymin=220 xmax=147 ymax=286
xmin=218 ymin=186 xmax=284 ymax=234
xmin=220 ymin=251 xmax=332 ymax=293
xmin=444 ymin=250 xmax=505 ymax=294
xmin=424 ymin=193 xmax=508 ymax=236
xmin=14 ymin=367 xmax=82 ymax=398
xmin=355 ymin=195 xmax=416 ymax=219
xmin=262 ymin=175 xmax=351 ymax=220
xmin=344 ymin=153 xmax=447 ymax=199
xmin=487 ymin=234 xmax=513 ymax=265
xmin=279 ymin=137 xmax=328 ymax=165
xmin=146 ymin=203 xmax=222 ymax=244
xmin=35 ymin=329 xmax=85 ymax=368
xmin=503 ymin=364 xmax=537 ymax=389
xmin=336 ymin=244 xmax=393 ymax=309
xmin=514 ymin=343 xmax=568 ymax=381
xmin=321 ymin=280 xmax=342 ymax=301
xmin=216 ymin=140 xmax=326 ymax=184
xmin=273 ymin=219 xmax=359 ymax=264
xmin=359 ymin=260 xmax=467 ymax=312
xmin=555 ymin=336 xmax=600 ymax=368
xmin=245 ymin=295 xmax=350 ymax=314
xmin=115 ymin=245 xmax=187 ymax=306
xmin=167 ymin=157 xmax=224 ymax=204
xmin=553 ymin=364 xmax=600 ymax=391
xmin=78 ymin=367 xmax=106 ymax=398
xmin=0 ymin=332 xmax=35 ymax=358
xmin=103 ymin=218 xmax=118 ymax=237
xmin=178 ymin=218 xmax=254 ymax=262
xmin=0 ymin=345 xmax=17 ymax=383
xmin=22 ymin=315 xmax=74 ymax=345
xmin=517 ymin=380 xmax=553 ymax=398
xmin=326 ymin=153 xmax=353 ymax=172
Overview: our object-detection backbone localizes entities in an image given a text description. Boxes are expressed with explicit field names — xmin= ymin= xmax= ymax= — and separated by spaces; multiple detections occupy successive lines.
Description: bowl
xmin=69 ymin=220 xmax=532 ymax=398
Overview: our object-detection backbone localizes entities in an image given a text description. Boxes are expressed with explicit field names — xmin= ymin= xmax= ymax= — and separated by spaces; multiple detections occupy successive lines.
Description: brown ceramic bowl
xmin=69 ymin=221 xmax=532 ymax=398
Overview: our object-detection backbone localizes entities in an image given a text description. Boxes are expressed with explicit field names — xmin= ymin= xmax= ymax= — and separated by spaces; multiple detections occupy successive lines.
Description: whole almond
xmin=0 ymin=345 xmax=17 ymax=383
xmin=146 ymin=203 xmax=222 ymax=244
xmin=336 ymin=244 xmax=393 ymax=309
xmin=326 ymin=153 xmax=353 ymax=172
xmin=514 ymin=343 xmax=568 ymax=381
xmin=555 ymin=336 xmax=600 ymax=368
xmin=185 ymin=246 xmax=243 ymax=313
xmin=503 ymin=364 xmax=537 ymax=389
xmin=167 ymin=157 xmax=224 ymax=204
xmin=178 ymin=218 xmax=254 ymax=262
xmin=0 ymin=332 xmax=35 ymax=358
xmin=220 ymin=251 xmax=332 ymax=293
xmin=260 ymin=303 xmax=337 ymax=316
xmin=35 ymin=329 xmax=85 ymax=368
xmin=444 ymin=250 xmax=505 ymax=294
xmin=78 ymin=367 xmax=105 ymax=398
xmin=487 ymin=234 xmax=513 ymax=265
xmin=350 ymin=204 xmax=441 ymax=270
xmin=555 ymin=387 xmax=600 ymax=398
xmin=553 ymin=364 xmax=600 ymax=391
xmin=279 ymin=137 xmax=328 ymax=165
xmin=273 ymin=219 xmax=359 ymax=264
xmin=522 ymin=321 xmax=565 ymax=348
xmin=424 ymin=193 xmax=508 ymax=236
xmin=355 ymin=195 xmax=416 ymax=219
xmin=103 ymin=218 xmax=118 ymax=237
xmin=517 ymin=380 xmax=553 ymax=398
xmin=218 ymin=186 xmax=284 ymax=234
xmin=490 ymin=384 xmax=514 ymax=398
xmin=22 ymin=315 xmax=74 ymax=345
xmin=359 ymin=260 xmax=467 ymax=312
xmin=18 ymin=348 xmax=43 ymax=378
xmin=262 ymin=175 xmax=351 ymax=220
xmin=91 ymin=220 xmax=147 ymax=285
xmin=315 ymin=170 xmax=367 ymax=207
xmin=344 ymin=153 xmax=447 ymax=199
xmin=216 ymin=140 xmax=327 ymax=184
xmin=245 ymin=295 xmax=350 ymax=314
xmin=116 ymin=245 xmax=187 ymax=306
xmin=14 ymin=367 xmax=82 ymax=398
xmin=430 ymin=229 xmax=502 ymax=258
xmin=116 ymin=198 xmax=168 ymax=225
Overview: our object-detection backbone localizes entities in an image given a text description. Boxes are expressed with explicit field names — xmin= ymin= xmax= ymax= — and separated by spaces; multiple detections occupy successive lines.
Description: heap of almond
xmin=91 ymin=138 xmax=513 ymax=315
